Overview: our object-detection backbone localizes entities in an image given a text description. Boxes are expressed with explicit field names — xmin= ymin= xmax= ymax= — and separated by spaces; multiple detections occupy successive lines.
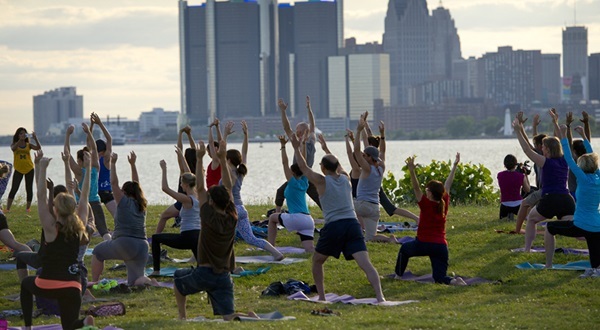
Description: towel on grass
xmin=394 ymin=271 xmax=496 ymax=285
xmin=515 ymin=260 xmax=591 ymax=270
xmin=287 ymin=292 xmax=418 ymax=306
xmin=235 ymin=256 xmax=307 ymax=265
xmin=8 ymin=326 xmax=123 ymax=330
xmin=188 ymin=311 xmax=295 ymax=322
xmin=231 ymin=267 xmax=271 ymax=278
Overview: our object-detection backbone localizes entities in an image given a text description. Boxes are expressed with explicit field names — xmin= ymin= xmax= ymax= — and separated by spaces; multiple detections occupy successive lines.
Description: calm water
xmin=3 ymin=139 xmax=598 ymax=205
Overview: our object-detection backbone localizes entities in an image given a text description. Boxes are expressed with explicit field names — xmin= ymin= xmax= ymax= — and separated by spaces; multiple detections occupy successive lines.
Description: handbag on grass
xmin=86 ymin=302 xmax=126 ymax=317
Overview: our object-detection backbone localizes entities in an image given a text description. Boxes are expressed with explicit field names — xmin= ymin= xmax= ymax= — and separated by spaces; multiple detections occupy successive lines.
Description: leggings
xmin=20 ymin=276 xmax=84 ymax=330
xmin=236 ymin=204 xmax=268 ymax=249
xmin=395 ymin=238 xmax=452 ymax=284
xmin=90 ymin=201 xmax=109 ymax=236
xmin=151 ymin=229 xmax=200 ymax=271
xmin=275 ymin=181 xmax=321 ymax=209
xmin=16 ymin=251 xmax=41 ymax=270
xmin=8 ymin=169 xmax=34 ymax=202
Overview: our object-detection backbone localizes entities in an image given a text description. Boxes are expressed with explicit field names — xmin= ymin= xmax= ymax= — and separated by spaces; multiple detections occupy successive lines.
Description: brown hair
xmin=122 ymin=181 xmax=147 ymax=212
xmin=426 ymin=180 xmax=446 ymax=214
xmin=208 ymin=185 xmax=238 ymax=220
xmin=226 ymin=149 xmax=247 ymax=177
xmin=0 ymin=163 xmax=9 ymax=179
xmin=542 ymin=136 xmax=563 ymax=158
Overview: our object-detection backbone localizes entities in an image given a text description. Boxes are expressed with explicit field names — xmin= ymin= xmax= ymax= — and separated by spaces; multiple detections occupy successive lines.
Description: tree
xmin=446 ymin=115 xmax=475 ymax=138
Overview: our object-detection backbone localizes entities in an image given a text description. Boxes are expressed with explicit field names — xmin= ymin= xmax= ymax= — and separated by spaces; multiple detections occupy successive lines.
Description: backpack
xmin=86 ymin=302 xmax=126 ymax=317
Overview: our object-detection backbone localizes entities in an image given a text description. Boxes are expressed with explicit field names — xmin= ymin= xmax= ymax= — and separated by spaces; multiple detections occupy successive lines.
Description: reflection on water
xmin=4 ymin=139 xmax=596 ymax=205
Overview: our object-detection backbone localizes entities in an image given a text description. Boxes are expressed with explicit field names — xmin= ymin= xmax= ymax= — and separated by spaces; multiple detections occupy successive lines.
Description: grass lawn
xmin=0 ymin=203 xmax=597 ymax=329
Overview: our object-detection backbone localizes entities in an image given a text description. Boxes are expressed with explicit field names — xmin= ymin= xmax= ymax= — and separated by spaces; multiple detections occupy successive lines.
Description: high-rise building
xmin=482 ymin=46 xmax=542 ymax=107
xmin=179 ymin=0 xmax=277 ymax=127
xmin=383 ymin=0 xmax=461 ymax=106
xmin=541 ymin=54 xmax=561 ymax=105
xmin=139 ymin=108 xmax=179 ymax=134
xmin=33 ymin=87 xmax=83 ymax=136
xmin=562 ymin=26 xmax=588 ymax=101
xmin=589 ymin=53 xmax=600 ymax=102
xmin=383 ymin=0 xmax=431 ymax=106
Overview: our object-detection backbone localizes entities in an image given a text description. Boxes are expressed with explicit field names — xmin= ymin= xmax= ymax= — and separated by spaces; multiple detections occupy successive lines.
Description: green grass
xmin=1 ymin=203 xmax=597 ymax=329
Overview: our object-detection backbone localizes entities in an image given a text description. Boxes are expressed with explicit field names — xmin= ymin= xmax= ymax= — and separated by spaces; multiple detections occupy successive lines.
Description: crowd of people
xmin=0 ymin=104 xmax=599 ymax=328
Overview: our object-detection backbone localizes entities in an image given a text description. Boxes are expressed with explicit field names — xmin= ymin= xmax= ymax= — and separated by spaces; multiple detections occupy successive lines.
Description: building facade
xmin=33 ymin=87 xmax=83 ymax=136
xmin=588 ymin=53 xmax=600 ymax=102
xmin=562 ymin=26 xmax=588 ymax=101
xmin=541 ymin=54 xmax=561 ymax=105
xmin=139 ymin=108 xmax=179 ymax=134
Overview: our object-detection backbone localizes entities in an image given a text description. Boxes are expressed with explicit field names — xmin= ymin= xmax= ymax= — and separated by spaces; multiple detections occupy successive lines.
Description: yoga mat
xmin=146 ymin=266 xmax=179 ymax=277
xmin=287 ymin=292 xmax=418 ymax=306
xmin=234 ymin=311 xmax=296 ymax=321
xmin=516 ymin=260 xmax=591 ymax=270
xmin=511 ymin=247 xmax=589 ymax=255
xmin=396 ymin=236 xmax=415 ymax=244
xmin=231 ymin=267 xmax=271 ymax=278
xmin=377 ymin=223 xmax=418 ymax=233
xmin=8 ymin=326 xmax=123 ymax=330
xmin=245 ymin=246 xmax=308 ymax=255
xmin=170 ymin=257 xmax=194 ymax=263
xmin=235 ymin=256 xmax=307 ymax=265
xmin=88 ymin=279 xmax=174 ymax=289
xmin=0 ymin=263 xmax=35 ymax=271
xmin=393 ymin=271 xmax=496 ymax=285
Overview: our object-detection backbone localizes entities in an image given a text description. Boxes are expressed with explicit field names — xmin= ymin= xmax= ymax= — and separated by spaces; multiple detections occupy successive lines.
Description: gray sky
xmin=1 ymin=0 xmax=599 ymax=136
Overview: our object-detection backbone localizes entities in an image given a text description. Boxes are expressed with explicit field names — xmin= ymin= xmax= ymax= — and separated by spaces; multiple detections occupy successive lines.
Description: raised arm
xmin=278 ymin=135 xmax=293 ymax=181
xmin=29 ymin=132 xmax=42 ymax=151
xmin=532 ymin=113 xmax=540 ymax=137
xmin=344 ymin=130 xmax=360 ymax=176
xmin=175 ymin=146 xmax=191 ymax=174
xmin=378 ymin=121 xmax=386 ymax=161
xmin=290 ymin=134 xmax=325 ymax=191
xmin=354 ymin=118 xmax=372 ymax=177
xmin=77 ymin=151 xmax=92 ymax=227
xmin=278 ymin=98 xmax=294 ymax=138
xmin=360 ymin=112 xmax=370 ymax=149
xmin=405 ymin=156 xmax=423 ymax=202
xmin=565 ymin=112 xmax=574 ymax=148
xmin=82 ymin=122 xmax=100 ymax=170
xmin=160 ymin=159 xmax=193 ymax=207
xmin=444 ymin=152 xmax=460 ymax=192
xmin=516 ymin=112 xmax=536 ymax=151
xmin=110 ymin=153 xmax=124 ymax=204
xmin=207 ymin=119 xmax=221 ymax=167
xmin=36 ymin=156 xmax=58 ymax=240
xmin=216 ymin=139 xmax=232 ymax=198
xmin=61 ymin=151 xmax=74 ymax=196
xmin=128 ymin=151 xmax=139 ymax=183
xmin=33 ymin=149 xmax=43 ymax=184
xmin=317 ymin=134 xmax=332 ymax=155
xmin=241 ymin=120 xmax=249 ymax=164
xmin=181 ymin=125 xmax=195 ymax=150
xmin=91 ymin=113 xmax=112 ymax=167
xmin=195 ymin=141 xmax=207 ymax=205
xmin=306 ymin=96 xmax=316 ymax=135
xmin=580 ymin=111 xmax=592 ymax=141
xmin=514 ymin=114 xmax=545 ymax=168
xmin=64 ymin=125 xmax=82 ymax=178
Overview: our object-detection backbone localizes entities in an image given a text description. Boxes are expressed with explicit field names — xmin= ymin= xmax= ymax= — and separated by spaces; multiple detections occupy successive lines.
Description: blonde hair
xmin=0 ymin=163 xmax=8 ymax=179
xmin=181 ymin=172 xmax=196 ymax=188
xmin=54 ymin=193 xmax=87 ymax=242
xmin=577 ymin=153 xmax=599 ymax=174
xmin=542 ymin=136 xmax=563 ymax=158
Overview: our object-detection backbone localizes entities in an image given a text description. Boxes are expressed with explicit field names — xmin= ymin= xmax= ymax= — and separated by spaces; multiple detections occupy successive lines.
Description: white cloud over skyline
xmin=0 ymin=0 xmax=599 ymax=136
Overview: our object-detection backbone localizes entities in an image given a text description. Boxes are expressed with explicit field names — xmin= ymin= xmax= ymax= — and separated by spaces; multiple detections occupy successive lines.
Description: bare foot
xmin=149 ymin=278 xmax=160 ymax=287
xmin=450 ymin=277 xmax=467 ymax=286
xmin=274 ymin=253 xmax=285 ymax=262
xmin=83 ymin=315 xmax=95 ymax=326
xmin=390 ymin=235 xmax=399 ymax=244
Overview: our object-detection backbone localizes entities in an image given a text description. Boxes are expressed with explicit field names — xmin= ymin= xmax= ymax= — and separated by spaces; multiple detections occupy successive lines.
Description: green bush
xmin=383 ymin=158 xmax=498 ymax=205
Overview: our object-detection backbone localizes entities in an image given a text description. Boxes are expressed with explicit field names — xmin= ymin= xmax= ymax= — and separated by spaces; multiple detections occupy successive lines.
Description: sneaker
xmin=171 ymin=216 xmax=181 ymax=228
xmin=579 ymin=268 xmax=596 ymax=278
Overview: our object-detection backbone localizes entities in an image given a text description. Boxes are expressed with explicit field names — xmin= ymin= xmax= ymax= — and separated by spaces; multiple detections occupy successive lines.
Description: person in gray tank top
xmin=289 ymin=134 xmax=385 ymax=303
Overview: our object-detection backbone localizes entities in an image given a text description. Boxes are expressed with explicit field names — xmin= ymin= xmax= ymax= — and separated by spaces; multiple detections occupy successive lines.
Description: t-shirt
xmin=198 ymin=202 xmax=237 ymax=273
xmin=284 ymin=176 xmax=309 ymax=214
xmin=13 ymin=143 xmax=33 ymax=174
xmin=497 ymin=170 xmax=524 ymax=202
xmin=113 ymin=196 xmax=146 ymax=240
xmin=416 ymin=193 xmax=449 ymax=245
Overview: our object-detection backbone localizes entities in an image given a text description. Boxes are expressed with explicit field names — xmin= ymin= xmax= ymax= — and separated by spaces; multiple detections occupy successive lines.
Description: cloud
xmin=0 ymin=5 xmax=178 ymax=50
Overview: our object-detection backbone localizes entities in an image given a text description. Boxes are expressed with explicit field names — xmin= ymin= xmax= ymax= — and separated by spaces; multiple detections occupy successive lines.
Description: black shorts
xmin=98 ymin=190 xmax=115 ymax=204
xmin=536 ymin=193 xmax=575 ymax=219
xmin=547 ymin=220 xmax=600 ymax=238
xmin=0 ymin=213 xmax=8 ymax=231
xmin=315 ymin=219 xmax=366 ymax=260
xmin=499 ymin=204 xmax=520 ymax=219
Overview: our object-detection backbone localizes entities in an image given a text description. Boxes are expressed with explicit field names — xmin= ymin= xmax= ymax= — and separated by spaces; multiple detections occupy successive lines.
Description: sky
xmin=0 ymin=0 xmax=599 ymax=136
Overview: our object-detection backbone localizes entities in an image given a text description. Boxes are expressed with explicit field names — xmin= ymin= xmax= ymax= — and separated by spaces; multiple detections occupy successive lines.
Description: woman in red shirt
xmin=391 ymin=153 xmax=466 ymax=285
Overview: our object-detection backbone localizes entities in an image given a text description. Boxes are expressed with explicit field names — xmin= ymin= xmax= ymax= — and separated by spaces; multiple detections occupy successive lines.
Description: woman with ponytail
xmin=20 ymin=151 xmax=94 ymax=330
xmin=223 ymin=121 xmax=284 ymax=260
xmin=91 ymin=151 xmax=157 ymax=287
xmin=389 ymin=153 xmax=466 ymax=285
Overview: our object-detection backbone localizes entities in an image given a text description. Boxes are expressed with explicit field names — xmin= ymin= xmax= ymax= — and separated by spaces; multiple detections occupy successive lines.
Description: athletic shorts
xmin=354 ymin=199 xmax=380 ymax=241
xmin=279 ymin=213 xmax=314 ymax=239
xmin=98 ymin=190 xmax=115 ymax=204
xmin=523 ymin=189 xmax=542 ymax=206
xmin=174 ymin=267 xmax=234 ymax=316
xmin=315 ymin=219 xmax=366 ymax=260
xmin=536 ymin=193 xmax=575 ymax=220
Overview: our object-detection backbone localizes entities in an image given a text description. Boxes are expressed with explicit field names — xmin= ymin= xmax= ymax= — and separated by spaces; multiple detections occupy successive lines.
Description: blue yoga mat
xmin=516 ymin=260 xmax=591 ymax=270
xmin=146 ymin=266 xmax=179 ymax=277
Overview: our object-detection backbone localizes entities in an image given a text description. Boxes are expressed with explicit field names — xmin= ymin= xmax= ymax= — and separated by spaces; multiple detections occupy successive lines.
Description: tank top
xmin=320 ymin=174 xmax=357 ymax=225
xmin=232 ymin=175 xmax=244 ymax=206
xmin=356 ymin=165 xmax=383 ymax=203
xmin=206 ymin=161 xmax=222 ymax=188
xmin=78 ymin=167 xmax=100 ymax=202
xmin=39 ymin=225 xmax=81 ymax=282
xmin=13 ymin=143 xmax=33 ymax=174
xmin=179 ymin=195 xmax=201 ymax=232
xmin=98 ymin=156 xmax=111 ymax=192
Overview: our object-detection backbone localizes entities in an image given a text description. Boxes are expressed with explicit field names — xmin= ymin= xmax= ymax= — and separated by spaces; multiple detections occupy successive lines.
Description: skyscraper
xmin=589 ymin=53 xmax=600 ymax=102
xmin=541 ymin=54 xmax=561 ymax=105
xmin=33 ymin=87 xmax=83 ymax=136
xmin=179 ymin=0 xmax=277 ymax=126
xmin=383 ymin=0 xmax=431 ymax=106
xmin=562 ymin=26 xmax=588 ymax=101
xmin=430 ymin=5 xmax=461 ymax=80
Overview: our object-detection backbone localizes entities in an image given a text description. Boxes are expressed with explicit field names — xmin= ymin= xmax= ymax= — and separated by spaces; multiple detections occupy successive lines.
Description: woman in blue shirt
xmin=546 ymin=112 xmax=600 ymax=277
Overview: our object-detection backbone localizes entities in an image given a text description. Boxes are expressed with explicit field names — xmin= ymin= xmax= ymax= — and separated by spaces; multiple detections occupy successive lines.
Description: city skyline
xmin=1 ymin=0 xmax=599 ymax=136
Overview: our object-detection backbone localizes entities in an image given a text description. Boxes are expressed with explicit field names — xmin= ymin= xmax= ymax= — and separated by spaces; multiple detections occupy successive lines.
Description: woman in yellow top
xmin=6 ymin=127 xmax=41 ymax=212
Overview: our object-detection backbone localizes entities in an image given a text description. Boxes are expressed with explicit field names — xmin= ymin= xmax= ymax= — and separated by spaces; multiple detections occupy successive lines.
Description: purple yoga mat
xmin=398 ymin=271 xmax=495 ymax=285
xmin=8 ymin=326 xmax=123 ymax=330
